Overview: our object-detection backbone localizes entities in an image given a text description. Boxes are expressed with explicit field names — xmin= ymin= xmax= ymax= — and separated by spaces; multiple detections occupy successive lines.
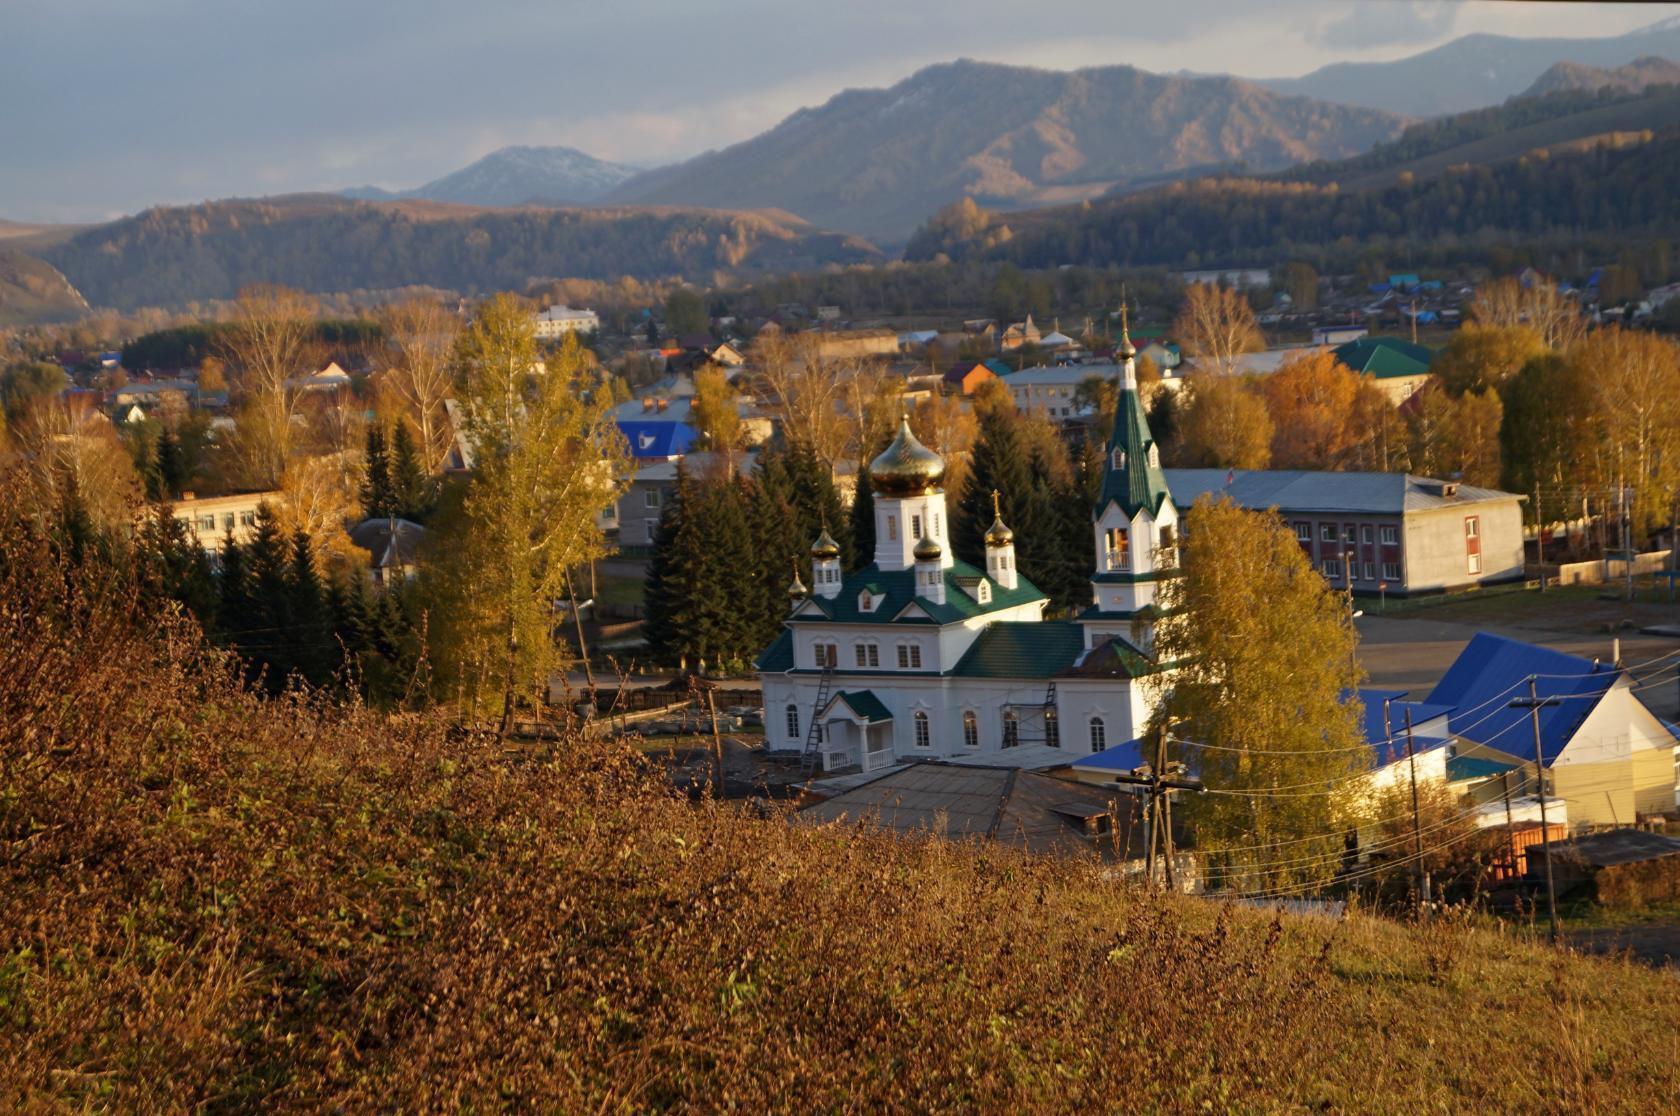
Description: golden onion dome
xmin=869 ymin=416 xmax=945 ymax=497
xmin=913 ymin=535 xmax=943 ymax=562
xmin=810 ymin=528 xmax=841 ymax=560
xmin=983 ymin=489 xmax=1013 ymax=548
xmin=788 ymin=559 xmax=807 ymax=598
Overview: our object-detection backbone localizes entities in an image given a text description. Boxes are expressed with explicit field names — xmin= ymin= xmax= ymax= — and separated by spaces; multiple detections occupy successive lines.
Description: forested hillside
xmin=907 ymin=126 xmax=1680 ymax=273
xmin=39 ymin=195 xmax=879 ymax=311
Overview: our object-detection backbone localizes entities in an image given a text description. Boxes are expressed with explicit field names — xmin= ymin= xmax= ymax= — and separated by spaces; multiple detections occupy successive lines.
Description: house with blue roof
xmin=759 ymin=319 xmax=1172 ymax=775
xmin=1421 ymin=634 xmax=1679 ymax=828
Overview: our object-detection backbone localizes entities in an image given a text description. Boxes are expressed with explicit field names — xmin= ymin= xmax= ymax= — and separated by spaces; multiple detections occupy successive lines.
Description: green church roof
xmin=949 ymin=621 xmax=1087 ymax=679
xmin=828 ymin=690 xmax=894 ymax=724
xmin=788 ymin=558 xmax=1046 ymax=627
xmin=1096 ymin=371 xmax=1172 ymax=519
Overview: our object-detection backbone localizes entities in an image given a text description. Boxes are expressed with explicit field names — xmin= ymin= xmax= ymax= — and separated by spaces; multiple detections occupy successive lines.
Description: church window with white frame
xmin=1089 ymin=716 xmax=1106 ymax=753
xmin=914 ymin=711 xmax=931 ymax=748
xmin=962 ymin=710 xmax=979 ymax=748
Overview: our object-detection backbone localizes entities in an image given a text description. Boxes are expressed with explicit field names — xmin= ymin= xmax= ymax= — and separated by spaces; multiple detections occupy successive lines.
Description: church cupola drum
xmin=870 ymin=416 xmax=953 ymax=573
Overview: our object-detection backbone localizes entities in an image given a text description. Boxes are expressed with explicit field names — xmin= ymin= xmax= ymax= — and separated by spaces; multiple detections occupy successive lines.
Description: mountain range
xmin=344 ymin=146 xmax=638 ymax=206
xmin=604 ymin=60 xmax=1408 ymax=242
xmin=1256 ymin=17 xmax=1680 ymax=116
xmin=1522 ymin=56 xmax=1680 ymax=99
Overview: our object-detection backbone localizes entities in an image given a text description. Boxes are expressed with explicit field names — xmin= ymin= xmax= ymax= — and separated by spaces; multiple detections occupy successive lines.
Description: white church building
xmin=757 ymin=324 xmax=1178 ymax=774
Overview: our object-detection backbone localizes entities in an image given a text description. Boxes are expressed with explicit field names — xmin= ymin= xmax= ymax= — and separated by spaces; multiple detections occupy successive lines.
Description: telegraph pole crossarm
xmin=1509 ymin=677 xmax=1563 ymax=944
xmin=1109 ymin=724 xmax=1204 ymax=890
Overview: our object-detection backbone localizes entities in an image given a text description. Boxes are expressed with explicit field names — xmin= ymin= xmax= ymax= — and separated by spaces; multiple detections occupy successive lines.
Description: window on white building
xmin=911 ymin=514 xmax=923 ymax=540
xmin=914 ymin=711 xmax=930 ymax=748
xmin=1002 ymin=710 xmax=1019 ymax=748
xmin=1089 ymin=717 xmax=1106 ymax=753
xmin=1045 ymin=708 xmax=1059 ymax=748
xmin=786 ymin=704 xmax=800 ymax=740
xmin=1320 ymin=524 xmax=1336 ymax=543
xmin=1380 ymin=525 xmax=1398 ymax=545
xmin=1295 ymin=522 xmax=1312 ymax=543
xmin=1468 ymin=553 xmax=1482 ymax=575
xmin=897 ymin=644 xmax=922 ymax=669
xmin=645 ymin=488 xmax=660 ymax=508
xmin=814 ymin=643 xmax=838 ymax=668
xmin=887 ymin=516 xmax=898 ymax=541
xmin=854 ymin=643 xmax=879 ymax=668
xmin=962 ymin=711 xmax=979 ymax=748
xmin=1105 ymin=527 xmax=1130 ymax=570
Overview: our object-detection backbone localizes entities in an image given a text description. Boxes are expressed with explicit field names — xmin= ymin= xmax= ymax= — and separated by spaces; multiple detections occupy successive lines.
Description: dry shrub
xmin=2 ymin=520 xmax=1680 ymax=1110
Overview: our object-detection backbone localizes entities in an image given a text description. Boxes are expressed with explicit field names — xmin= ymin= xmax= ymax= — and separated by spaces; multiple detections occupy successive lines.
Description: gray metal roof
xmin=1163 ymin=469 xmax=1520 ymax=516
xmin=797 ymin=762 xmax=1149 ymax=860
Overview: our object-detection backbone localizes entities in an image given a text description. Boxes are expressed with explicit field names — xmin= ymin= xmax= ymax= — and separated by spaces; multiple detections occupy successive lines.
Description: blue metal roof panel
xmin=1425 ymin=633 xmax=1613 ymax=764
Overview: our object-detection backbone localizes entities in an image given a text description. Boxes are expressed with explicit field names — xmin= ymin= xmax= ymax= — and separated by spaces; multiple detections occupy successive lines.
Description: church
xmin=757 ymin=324 xmax=1178 ymax=774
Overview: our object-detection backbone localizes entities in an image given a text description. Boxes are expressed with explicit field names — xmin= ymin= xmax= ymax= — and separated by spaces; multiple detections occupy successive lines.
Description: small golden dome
xmin=869 ymin=416 xmax=944 ymax=497
xmin=810 ymin=528 xmax=841 ymax=560
xmin=983 ymin=489 xmax=1013 ymax=547
xmin=788 ymin=573 xmax=807 ymax=597
xmin=913 ymin=535 xmax=943 ymax=561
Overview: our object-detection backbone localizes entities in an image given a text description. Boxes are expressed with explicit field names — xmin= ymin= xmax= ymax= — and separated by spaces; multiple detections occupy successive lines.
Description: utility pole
xmin=1510 ymin=677 xmax=1562 ymax=944
xmin=1534 ymin=484 xmax=1546 ymax=591
xmin=1112 ymin=723 xmax=1204 ymax=890
xmin=1404 ymin=707 xmax=1429 ymax=922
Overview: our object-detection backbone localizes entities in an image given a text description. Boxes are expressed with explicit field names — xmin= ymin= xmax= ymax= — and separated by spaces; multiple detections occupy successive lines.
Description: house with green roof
xmin=1333 ymin=336 xmax=1436 ymax=404
xmin=758 ymin=327 xmax=1176 ymax=778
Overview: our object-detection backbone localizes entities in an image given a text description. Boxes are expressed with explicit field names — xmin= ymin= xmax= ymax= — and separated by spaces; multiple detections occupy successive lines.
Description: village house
xmin=1332 ymin=336 xmax=1435 ymax=405
xmin=532 ymin=304 xmax=600 ymax=339
xmin=1163 ymin=469 xmax=1525 ymax=597
xmin=941 ymin=360 xmax=998 ymax=396
xmin=168 ymin=490 xmax=286 ymax=553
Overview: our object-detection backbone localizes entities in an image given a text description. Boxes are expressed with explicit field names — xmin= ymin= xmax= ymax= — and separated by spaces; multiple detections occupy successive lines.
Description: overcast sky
xmin=0 ymin=1 xmax=1669 ymax=223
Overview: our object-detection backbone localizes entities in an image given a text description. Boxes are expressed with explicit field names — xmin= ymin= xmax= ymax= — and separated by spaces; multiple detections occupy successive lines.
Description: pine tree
xmin=389 ymin=421 xmax=433 ymax=521
xmin=243 ymin=504 xmax=294 ymax=691
xmin=749 ymin=455 xmax=805 ymax=648
xmin=688 ymin=479 xmax=757 ymax=668
xmin=135 ymin=505 xmax=217 ymax=633
xmin=954 ymin=407 xmax=1033 ymax=566
xmin=783 ymin=444 xmax=850 ymax=570
xmin=847 ymin=465 xmax=876 ymax=572
xmin=361 ymin=426 xmax=393 ymax=520
xmin=155 ymin=430 xmax=187 ymax=500
xmin=217 ymin=530 xmax=253 ymax=645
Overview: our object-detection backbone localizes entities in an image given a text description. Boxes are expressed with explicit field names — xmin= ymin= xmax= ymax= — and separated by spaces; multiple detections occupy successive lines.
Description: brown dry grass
xmin=3 ymin=548 xmax=1679 ymax=1110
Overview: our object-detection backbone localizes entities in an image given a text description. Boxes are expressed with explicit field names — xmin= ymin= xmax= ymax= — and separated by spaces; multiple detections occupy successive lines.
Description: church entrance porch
xmin=818 ymin=691 xmax=896 ymax=773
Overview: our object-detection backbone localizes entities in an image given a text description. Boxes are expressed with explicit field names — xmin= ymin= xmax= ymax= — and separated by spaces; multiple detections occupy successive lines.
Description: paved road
xmin=1356 ymin=614 xmax=1680 ymax=721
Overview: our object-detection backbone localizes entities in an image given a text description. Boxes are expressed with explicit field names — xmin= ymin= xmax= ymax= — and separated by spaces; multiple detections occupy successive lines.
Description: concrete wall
xmin=1401 ymin=499 xmax=1524 ymax=593
xmin=1551 ymin=550 xmax=1674 ymax=587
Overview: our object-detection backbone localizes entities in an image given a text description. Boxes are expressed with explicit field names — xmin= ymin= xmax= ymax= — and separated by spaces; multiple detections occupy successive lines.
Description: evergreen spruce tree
xmin=243 ymin=505 xmax=295 ymax=691
xmin=848 ymin=451 xmax=877 ymax=570
xmin=642 ymin=464 xmax=697 ymax=666
xmin=389 ymin=421 xmax=433 ymax=521
xmin=135 ymin=505 xmax=217 ymax=633
xmin=953 ymin=408 xmax=1033 ymax=566
xmin=217 ymin=530 xmax=253 ymax=646
xmin=287 ymin=529 xmax=332 ymax=686
xmin=687 ymin=479 xmax=757 ymax=669
xmin=783 ymin=444 xmax=850 ymax=570
xmin=361 ymin=426 xmax=393 ymax=520
xmin=749 ymin=454 xmax=805 ymax=649
xmin=155 ymin=430 xmax=187 ymax=500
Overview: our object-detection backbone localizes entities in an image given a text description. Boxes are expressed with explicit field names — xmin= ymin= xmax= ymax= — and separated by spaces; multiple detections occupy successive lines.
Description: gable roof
xmin=789 ymin=559 xmax=1046 ymax=627
xmin=1425 ymin=633 xmax=1615 ymax=765
xmin=1356 ymin=688 xmax=1453 ymax=762
xmin=756 ymin=629 xmax=794 ymax=672
xmin=827 ymin=690 xmax=894 ymax=724
xmin=950 ymin=621 xmax=1086 ymax=679
xmin=798 ymin=762 xmax=1148 ymax=860
xmin=1333 ymin=336 xmax=1434 ymax=380
xmin=617 ymin=420 xmax=697 ymax=459
xmin=1070 ymin=737 xmax=1148 ymax=774
xmin=1163 ymin=469 xmax=1519 ymax=515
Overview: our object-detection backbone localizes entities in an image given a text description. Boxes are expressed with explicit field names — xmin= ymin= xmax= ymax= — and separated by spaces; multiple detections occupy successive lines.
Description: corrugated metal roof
xmin=1425 ymin=633 xmax=1613 ymax=765
xmin=756 ymin=629 xmax=793 ymax=672
xmin=1070 ymin=738 xmax=1148 ymax=773
xmin=617 ymin=420 xmax=697 ymax=459
xmin=1334 ymin=336 xmax=1435 ymax=380
xmin=798 ymin=762 xmax=1148 ymax=859
xmin=1164 ymin=468 xmax=1520 ymax=515
xmin=949 ymin=621 xmax=1086 ymax=679
xmin=1554 ymin=829 xmax=1680 ymax=869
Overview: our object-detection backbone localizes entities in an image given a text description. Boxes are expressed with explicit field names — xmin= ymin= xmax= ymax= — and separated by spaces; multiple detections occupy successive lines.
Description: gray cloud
xmin=1316 ymin=1 xmax=1456 ymax=49
xmin=0 ymin=0 xmax=1657 ymax=222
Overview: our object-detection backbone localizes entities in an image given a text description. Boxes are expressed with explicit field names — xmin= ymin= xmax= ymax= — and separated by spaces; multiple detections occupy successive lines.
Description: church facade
xmin=757 ymin=325 xmax=1178 ymax=774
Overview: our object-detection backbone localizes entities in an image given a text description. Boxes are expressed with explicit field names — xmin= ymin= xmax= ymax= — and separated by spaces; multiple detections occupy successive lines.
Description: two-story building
xmin=1163 ymin=469 xmax=1525 ymax=596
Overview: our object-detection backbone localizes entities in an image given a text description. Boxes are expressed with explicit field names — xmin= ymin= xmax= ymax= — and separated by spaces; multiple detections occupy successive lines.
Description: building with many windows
xmin=757 ymin=324 xmax=1174 ymax=774
xmin=1163 ymin=469 xmax=1524 ymax=596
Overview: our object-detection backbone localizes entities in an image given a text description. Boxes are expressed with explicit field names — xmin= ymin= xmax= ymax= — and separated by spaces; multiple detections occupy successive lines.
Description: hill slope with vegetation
xmin=36 ymin=194 xmax=880 ymax=311
xmin=0 ymin=249 xmax=87 ymax=326
xmin=2 ymin=508 xmax=1678 ymax=1110
xmin=907 ymin=123 xmax=1680 ymax=273
xmin=609 ymin=59 xmax=1406 ymax=241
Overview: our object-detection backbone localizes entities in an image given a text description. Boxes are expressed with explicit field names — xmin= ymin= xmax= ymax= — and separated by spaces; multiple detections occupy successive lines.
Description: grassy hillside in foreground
xmin=2 ymin=552 xmax=1678 ymax=1109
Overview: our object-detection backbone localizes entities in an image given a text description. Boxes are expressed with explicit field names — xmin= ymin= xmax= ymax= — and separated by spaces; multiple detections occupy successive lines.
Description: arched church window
xmin=914 ymin=711 xmax=930 ymax=748
xmin=1045 ymin=708 xmax=1060 ymax=748
xmin=786 ymin=704 xmax=800 ymax=740
xmin=1105 ymin=527 xmax=1130 ymax=570
xmin=1089 ymin=717 xmax=1106 ymax=753
xmin=1002 ymin=710 xmax=1019 ymax=748
xmin=962 ymin=711 xmax=979 ymax=748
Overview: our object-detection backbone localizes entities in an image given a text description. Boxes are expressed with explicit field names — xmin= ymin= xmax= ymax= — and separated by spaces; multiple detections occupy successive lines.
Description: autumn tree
xmin=1152 ymin=497 xmax=1371 ymax=892
xmin=425 ymin=298 xmax=628 ymax=732
xmin=753 ymin=330 xmax=848 ymax=468
xmin=1176 ymin=374 xmax=1272 ymax=470
xmin=218 ymin=285 xmax=318 ymax=488
xmin=1173 ymin=282 xmax=1264 ymax=376
xmin=1402 ymin=382 xmax=1504 ymax=489
xmin=1582 ymin=327 xmax=1680 ymax=539
xmin=1260 ymin=350 xmax=1382 ymax=470
xmin=1433 ymin=324 xmax=1546 ymax=397
xmin=690 ymin=366 xmax=742 ymax=456
xmin=377 ymin=298 xmax=460 ymax=472
xmin=1499 ymin=353 xmax=1600 ymax=526
xmin=1471 ymin=276 xmax=1585 ymax=351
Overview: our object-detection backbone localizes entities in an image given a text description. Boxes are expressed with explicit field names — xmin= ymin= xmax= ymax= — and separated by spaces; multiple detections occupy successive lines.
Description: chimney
xmin=642 ymin=397 xmax=654 ymax=412
xmin=657 ymin=398 xmax=668 ymax=412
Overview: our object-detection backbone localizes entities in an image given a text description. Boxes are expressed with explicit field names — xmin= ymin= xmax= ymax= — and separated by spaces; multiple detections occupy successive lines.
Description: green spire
xmin=1096 ymin=300 xmax=1170 ymax=519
